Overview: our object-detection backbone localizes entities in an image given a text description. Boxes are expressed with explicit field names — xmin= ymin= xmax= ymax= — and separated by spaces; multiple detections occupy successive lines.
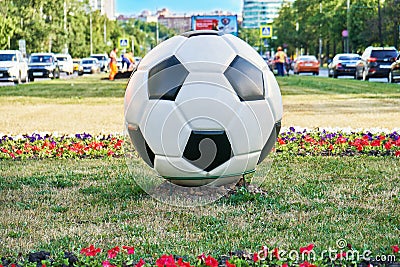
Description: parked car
xmin=78 ymin=58 xmax=100 ymax=75
xmin=388 ymin=53 xmax=400 ymax=83
xmin=354 ymin=46 xmax=398 ymax=81
xmin=55 ymin=53 xmax=73 ymax=75
xmin=28 ymin=53 xmax=60 ymax=82
xmin=73 ymin=58 xmax=81 ymax=72
xmin=328 ymin=53 xmax=361 ymax=78
xmin=0 ymin=50 xmax=28 ymax=84
xmin=90 ymin=53 xmax=109 ymax=72
xmin=293 ymin=55 xmax=319 ymax=75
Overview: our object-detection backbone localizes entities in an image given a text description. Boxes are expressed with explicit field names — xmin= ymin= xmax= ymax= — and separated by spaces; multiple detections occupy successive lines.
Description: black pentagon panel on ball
xmin=224 ymin=56 xmax=264 ymax=101
xmin=183 ymin=131 xmax=233 ymax=172
xmin=148 ymin=56 xmax=189 ymax=101
xmin=257 ymin=120 xmax=281 ymax=164
xmin=127 ymin=126 xmax=155 ymax=168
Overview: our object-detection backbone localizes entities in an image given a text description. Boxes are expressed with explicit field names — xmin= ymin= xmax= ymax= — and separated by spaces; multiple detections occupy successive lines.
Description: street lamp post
xmin=346 ymin=0 xmax=350 ymax=53
xmin=319 ymin=2 xmax=323 ymax=67
xmin=90 ymin=12 xmax=93 ymax=55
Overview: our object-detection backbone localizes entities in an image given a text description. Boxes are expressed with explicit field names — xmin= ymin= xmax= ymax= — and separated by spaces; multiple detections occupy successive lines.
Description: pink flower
xmin=107 ymin=246 xmax=120 ymax=259
xmin=135 ymin=259 xmax=146 ymax=267
xmin=123 ymin=245 xmax=135 ymax=255
xmin=102 ymin=260 xmax=116 ymax=267
xmin=197 ymin=253 xmax=206 ymax=261
xmin=392 ymin=245 xmax=399 ymax=253
xmin=300 ymin=244 xmax=314 ymax=255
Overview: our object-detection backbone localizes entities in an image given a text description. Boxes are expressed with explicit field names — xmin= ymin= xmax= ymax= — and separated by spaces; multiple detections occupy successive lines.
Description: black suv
xmin=354 ymin=46 xmax=398 ymax=81
xmin=28 ymin=53 xmax=60 ymax=82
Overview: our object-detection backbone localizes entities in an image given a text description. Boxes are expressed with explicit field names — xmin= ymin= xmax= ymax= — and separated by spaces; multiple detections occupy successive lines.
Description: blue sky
xmin=116 ymin=0 xmax=242 ymax=15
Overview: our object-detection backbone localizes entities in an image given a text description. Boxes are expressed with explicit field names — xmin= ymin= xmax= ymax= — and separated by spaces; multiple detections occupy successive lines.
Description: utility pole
xmin=90 ymin=13 xmax=93 ymax=54
xmin=319 ymin=2 xmax=323 ymax=67
xmin=346 ymin=0 xmax=350 ymax=53
xmin=378 ymin=0 xmax=383 ymax=46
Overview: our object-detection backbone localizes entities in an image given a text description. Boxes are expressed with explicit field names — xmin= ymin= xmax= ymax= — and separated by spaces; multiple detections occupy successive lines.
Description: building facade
xmin=242 ymin=0 xmax=293 ymax=28
xmin=89 ymin=0 xmax=115 ymax=20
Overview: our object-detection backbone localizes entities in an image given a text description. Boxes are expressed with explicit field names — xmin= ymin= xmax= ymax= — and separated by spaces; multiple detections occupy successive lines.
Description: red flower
xmin=336 ymin=136 xmax=347 ymax=144
xmin=379 ymin=135 xmax=386 ymax=140
xmin=156 ymin=254 xmax=176 ymax=267
xmin=384 ymin=142 xmax=392 ymax=150
xmin=370 ymin=140 xmax=381 ymax=147
xmin=396 ymin=151 xmax=400 ymax=157
xmin=253 ymin=252 xmax=259 ymax=262
xmin=177 ymin=258 xmax=193 ymax=267
xmin=278 ymin=138 xmax=286 ymax=145
xmin=226 ymin=260 xmax=236 ymax=267
xmin=299 ymin=261 xmax=316 ymax=267
xmin=10 ymin=264 xmax=17 ymax=267
xmin=205 ymin=255 xmax=218 ymax=267
xmin=273 ymin=248 xmax=279 ymax=260
xmin=107 ymin=150 xmax=115 ymax=156
xmin=135 ymin=259 xmax=146 ymax=267
xmin=336 ymin=252 xmax=346 ymax=259
xmin=282 ymin=264 xmax=289 ymax=267
xmin=42 ymin=265 xmax=46 ymax=267
xmin=392 ymin=245 xmax=399 ymax=253
xmin=123 ymin=245 xmax=135 ymax=255
xmin=102 ymin=260 xmax=117 ymax=267
xmin=107 ymin=246 xmax=120 ymax=259
xmin=80 ymin=244 xmax=102 ymax=257
xmin=300 ymin=244 xmax=314 ymax=255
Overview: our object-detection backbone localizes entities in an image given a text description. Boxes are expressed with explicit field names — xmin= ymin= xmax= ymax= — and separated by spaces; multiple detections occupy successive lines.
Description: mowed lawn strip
xmin=0 ymin=156 xmax=399 ymax=257
xmin=0 ymin=75 xmax=399 ymax=133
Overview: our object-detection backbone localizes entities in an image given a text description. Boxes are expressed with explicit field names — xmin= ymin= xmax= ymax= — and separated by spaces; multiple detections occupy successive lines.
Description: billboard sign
xmin=191 ymin=15 xmax=238 ymax=36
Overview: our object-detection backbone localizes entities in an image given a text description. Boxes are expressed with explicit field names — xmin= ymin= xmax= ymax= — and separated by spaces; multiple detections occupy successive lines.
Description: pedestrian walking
xmin=109 ymin=47 xmax=118 ymax=81
xmin=274 ymin=46 xmax=287 ymax=77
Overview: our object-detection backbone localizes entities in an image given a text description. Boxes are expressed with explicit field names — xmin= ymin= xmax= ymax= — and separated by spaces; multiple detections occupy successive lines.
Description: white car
xmin=0 ymin=50 xmax=28 ymax=84
xmin=55 ymin=53 xmax=73 ymax=75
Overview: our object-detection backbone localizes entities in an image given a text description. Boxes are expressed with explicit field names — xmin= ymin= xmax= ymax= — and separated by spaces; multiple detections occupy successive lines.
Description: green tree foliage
xmin=272 ymin=0 xmax=399 ymax=59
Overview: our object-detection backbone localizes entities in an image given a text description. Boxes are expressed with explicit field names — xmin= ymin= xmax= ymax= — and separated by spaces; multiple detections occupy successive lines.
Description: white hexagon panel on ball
xmin=124 ymin=30 xmax=283 ymax=187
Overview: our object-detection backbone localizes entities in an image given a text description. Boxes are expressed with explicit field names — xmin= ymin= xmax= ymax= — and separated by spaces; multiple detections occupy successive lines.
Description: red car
xmin=293 ymin=55 xmax=320 ymax=75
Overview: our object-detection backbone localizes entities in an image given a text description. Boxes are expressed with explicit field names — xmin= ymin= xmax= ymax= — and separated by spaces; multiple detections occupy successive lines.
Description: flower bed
xmin=1 ymin=244 xmax=399 ymax=267
xmin=1 ymin=128 xmax=399 ymax=160
xmin=277 ymin=127 xmax=400 ymax=157
xmin=0 ymin=133 xmax=124 ymax=160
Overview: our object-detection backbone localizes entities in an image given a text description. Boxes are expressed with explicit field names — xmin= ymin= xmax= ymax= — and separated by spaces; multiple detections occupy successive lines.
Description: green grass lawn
xmin=0 ymin=75 xmax=399 ymax=259
xmin=1 ymin=74 xmax=399 ymax=99
xmin=0 ymin=156 xmax=399 ymax=257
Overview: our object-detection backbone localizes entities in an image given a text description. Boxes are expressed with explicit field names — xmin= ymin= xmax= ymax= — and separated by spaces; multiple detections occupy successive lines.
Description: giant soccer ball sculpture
xmin=124 ymin=31 xmax=282 ymax=187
